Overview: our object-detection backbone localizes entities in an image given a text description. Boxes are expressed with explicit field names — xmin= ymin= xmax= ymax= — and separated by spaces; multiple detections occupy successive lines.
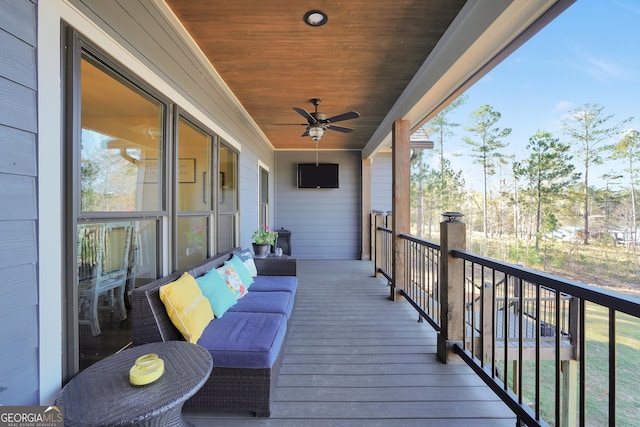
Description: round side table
xmin=56 ymin=341 xmax=212 ymax=427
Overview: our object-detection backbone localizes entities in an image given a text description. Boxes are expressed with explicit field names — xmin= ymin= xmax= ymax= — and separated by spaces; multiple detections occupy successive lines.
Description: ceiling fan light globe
xmin=308 ymin=126 xmax=324 ymax=140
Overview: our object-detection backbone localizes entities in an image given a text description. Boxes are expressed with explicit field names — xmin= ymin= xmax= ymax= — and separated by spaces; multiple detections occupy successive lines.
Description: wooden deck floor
xmin=184 ymin=259 xmax=516 ymax=426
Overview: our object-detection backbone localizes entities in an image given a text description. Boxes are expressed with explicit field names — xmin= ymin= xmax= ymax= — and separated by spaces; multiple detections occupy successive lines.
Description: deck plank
xmin=184 ymin=259 xmax=515 ymax=425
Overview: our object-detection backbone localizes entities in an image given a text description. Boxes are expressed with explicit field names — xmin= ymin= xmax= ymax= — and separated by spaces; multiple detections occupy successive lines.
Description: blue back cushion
xmin=228 ymin=290 xmax=294 ymax=320
xmin=249 ymin=275 xmax=298 ymax=294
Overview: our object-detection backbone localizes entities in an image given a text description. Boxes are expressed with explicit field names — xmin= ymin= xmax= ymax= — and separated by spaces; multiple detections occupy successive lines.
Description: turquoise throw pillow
xmin=195 ymin=269 xmax=237 ymax=318
xmin=217 ymin=265 xmax=247 ymax=299
xmin=226 ymin=255 xmax=255 ymax=288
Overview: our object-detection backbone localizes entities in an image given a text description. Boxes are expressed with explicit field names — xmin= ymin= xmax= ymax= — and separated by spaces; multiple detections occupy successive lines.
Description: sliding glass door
xmin=74 ymin=53 xmax=163 ymax=373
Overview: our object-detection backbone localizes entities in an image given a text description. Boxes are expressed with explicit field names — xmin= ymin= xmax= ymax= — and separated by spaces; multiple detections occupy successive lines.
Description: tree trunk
xmin=483 ymin=157 xmax=488 ymax=238
xmin=630 ymin=157 xmax=636 ymax=252
xmin=583 ymin=154 xmax=589 ymax=245
xmin=535 ymin=183 xmax=541 ymax=252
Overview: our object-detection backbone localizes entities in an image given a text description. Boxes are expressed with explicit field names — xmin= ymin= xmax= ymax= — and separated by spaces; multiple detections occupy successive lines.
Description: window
xmin=80 ymin=58 xmax=164 ymax=213
xmin=72 ymin=52 xmax=165 ymax=374
xmin=176 ymin=117 xmax=213 ymax=269
xmin=217 ymin=142 xmax=239 ymax=252
xmin=259 ymin=165 xmax=269 ymax=226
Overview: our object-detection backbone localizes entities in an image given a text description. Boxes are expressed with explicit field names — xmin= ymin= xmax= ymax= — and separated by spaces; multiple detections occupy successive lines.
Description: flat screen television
xmin=297 ymin=163 xmax=339 ymax=188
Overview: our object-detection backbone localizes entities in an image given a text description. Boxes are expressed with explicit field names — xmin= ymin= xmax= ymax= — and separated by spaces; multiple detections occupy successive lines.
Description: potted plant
xmin=251 ymin=225 xmax=278 ymax=257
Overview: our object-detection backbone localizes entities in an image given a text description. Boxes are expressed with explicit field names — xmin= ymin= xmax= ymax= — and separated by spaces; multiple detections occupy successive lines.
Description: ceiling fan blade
xmin=327 ymin=125 xmax=354 ymax=133
xmin=326 ymin=111 xmax=360 ymax=123
xmin=301 ymin=129 xmax=310 ymax=137
xmin=293 ymin=107 xmax=317 ymax=124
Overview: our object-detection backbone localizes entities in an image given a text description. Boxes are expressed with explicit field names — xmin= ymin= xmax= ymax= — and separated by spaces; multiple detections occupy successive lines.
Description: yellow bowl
xmin=129 ymin=353 xmax=164 ymax=386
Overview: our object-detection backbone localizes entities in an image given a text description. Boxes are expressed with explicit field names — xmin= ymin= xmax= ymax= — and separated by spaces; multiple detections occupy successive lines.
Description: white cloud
xmin=566 ymin=43 xmax=633 ymax=83
xmin=553 ymin=100 xmax=575 ymax=112
xmin=584 ymin=54 xmax=631 ymax=82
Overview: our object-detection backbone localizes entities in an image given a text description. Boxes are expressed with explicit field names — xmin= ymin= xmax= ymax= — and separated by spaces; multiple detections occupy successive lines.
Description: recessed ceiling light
xmin=303 ymin=10 xmax=328 ymax=27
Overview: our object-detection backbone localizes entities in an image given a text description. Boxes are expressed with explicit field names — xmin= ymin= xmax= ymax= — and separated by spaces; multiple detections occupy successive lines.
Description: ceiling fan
xmin=291 ymin=98 xmax=360 ymax=141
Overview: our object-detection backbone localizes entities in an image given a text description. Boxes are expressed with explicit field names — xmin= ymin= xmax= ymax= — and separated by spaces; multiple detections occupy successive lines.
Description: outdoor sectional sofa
xmin=131 ymin=248 xmax=297 ymax=417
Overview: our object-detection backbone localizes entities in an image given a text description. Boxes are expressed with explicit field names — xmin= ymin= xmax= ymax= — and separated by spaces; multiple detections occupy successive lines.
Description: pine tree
xmin=607 ymin=129 xmax=640 ymax=246
xmin=561 ymin=103 xmax=628 ymax=244
xmin=513 ymin=131 xmax=580 ymax=251
xmin=463 ymin=105 xmax=512 ymax=237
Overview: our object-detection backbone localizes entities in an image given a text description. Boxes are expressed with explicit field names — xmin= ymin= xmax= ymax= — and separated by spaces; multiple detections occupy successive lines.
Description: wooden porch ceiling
xmin=165 ymin=0 xmax=466 ymax=151
xmin=163 ymin=0 xmax=573 ymax=155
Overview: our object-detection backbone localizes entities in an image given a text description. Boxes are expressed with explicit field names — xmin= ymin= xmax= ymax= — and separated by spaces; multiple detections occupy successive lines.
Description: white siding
xmin=0 ymin=0 xmax=39 ymax=405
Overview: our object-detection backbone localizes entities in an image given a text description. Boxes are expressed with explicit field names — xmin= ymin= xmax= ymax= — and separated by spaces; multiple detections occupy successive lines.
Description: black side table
xmin=56 ymin=341 xmax=212 ymax=427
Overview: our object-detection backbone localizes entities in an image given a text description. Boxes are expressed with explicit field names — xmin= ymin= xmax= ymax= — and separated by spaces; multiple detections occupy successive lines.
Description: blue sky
xmin=437 ymin=0 xmax=640 ymax=190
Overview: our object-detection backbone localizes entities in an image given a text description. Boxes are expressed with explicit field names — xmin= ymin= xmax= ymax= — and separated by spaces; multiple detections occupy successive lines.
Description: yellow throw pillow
xmin=159 ymin=272 xmax=214 ymax=343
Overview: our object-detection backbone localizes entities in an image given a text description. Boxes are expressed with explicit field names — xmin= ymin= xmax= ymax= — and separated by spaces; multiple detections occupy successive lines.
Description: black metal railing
xmin=453 ymin=250 xmax=640 ymax=427
xmin=400 ymin=233 xmax=441 ymax=331
xmin=374 ymin=225 xmax=640 ymax=427
xmin=377 ymin=226 xmax=393 ymax=283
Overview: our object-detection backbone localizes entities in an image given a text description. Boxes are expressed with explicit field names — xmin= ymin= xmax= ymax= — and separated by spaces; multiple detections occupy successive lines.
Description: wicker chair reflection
xmin=78 ymin=223 xmax=134 ymax=336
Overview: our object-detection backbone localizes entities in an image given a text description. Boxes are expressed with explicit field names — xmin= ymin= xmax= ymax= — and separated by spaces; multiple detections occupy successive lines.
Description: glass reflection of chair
xmin=77 ymin=222 xmax=134 ymax=336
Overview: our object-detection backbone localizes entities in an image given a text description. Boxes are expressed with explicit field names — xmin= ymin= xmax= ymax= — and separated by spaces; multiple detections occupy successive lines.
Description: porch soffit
xmin=163 ymin=0 xmax=466 ymax=154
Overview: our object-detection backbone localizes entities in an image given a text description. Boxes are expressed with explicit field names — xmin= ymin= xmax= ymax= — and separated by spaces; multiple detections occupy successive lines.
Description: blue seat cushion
xmin=250 ymin=275 xmax=297 ymax=294
xmin=197 ymin=312 xmax=287 ymax=369
xmin=228 ymin=291 xmax=294 ymax=320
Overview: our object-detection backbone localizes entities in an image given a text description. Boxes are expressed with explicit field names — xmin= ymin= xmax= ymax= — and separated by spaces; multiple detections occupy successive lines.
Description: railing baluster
xmin=491 ymin=269 xmax=497 ymax=378
xmin=518 ymin=276 xmax=524 ymax=402
xmin=535 ymin=283 xmax=541 ymax=421
xmin=555 ymin=290 xmax=561 ymax=427
xmin=463 ymin=260 xmax=469 ymax=350
xmin=609 ymin=307 xmax=616 ymax=426
xmin=579 ymin=298 xmax=586 ymax=427
xmin=504 ymin=273 xmax=509 ymax=392
xmin=471 ymin=263 xmax=477 ymax=359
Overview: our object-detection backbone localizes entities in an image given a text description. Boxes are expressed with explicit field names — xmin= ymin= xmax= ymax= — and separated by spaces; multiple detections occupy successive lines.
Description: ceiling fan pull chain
xmin=315 ymin=140 xmax=319 ymax=165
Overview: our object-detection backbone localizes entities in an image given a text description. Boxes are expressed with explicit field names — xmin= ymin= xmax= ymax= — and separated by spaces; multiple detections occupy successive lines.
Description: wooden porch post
xmin=437 ymin=213 xmax=466 ymax=363
xmin=361 ymin=158 xmax=372 ymax=261
xmin=392 ymin=120 xmax=410 ymax=301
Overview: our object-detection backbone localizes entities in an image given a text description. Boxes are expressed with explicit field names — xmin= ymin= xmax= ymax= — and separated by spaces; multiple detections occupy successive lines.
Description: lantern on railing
xmin=441 ymin=212 xmax=464 ymax=223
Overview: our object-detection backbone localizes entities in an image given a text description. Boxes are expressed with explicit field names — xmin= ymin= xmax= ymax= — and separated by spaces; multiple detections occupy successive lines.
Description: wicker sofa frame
xmin=131 ymin=249 xmax=297 ymax=417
